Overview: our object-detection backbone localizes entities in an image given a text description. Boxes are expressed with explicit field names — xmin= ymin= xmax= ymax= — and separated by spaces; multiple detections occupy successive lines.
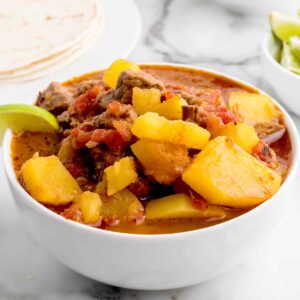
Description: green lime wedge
xmin=289 ymin=36 xmax=300 ymax=59
xmin=0 ymin=104 xmax=59 ymax=143
xmin=280 ymin=42 xmax=300 ymax=75
xmin=270 ymin=11 xmax=300 ymax=41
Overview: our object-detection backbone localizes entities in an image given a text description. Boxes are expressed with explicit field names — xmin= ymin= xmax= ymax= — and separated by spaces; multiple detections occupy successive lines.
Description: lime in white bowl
xmin=261 ymin=33 xmax=300 ymax=116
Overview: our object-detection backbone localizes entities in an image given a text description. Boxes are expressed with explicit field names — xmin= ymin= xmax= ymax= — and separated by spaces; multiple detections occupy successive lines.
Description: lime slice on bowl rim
xmin=269 ymin=11 xmax=300 ymax=41
xmin=0 ymin=104 xmax=59 ymax=143
xmin=280 ymin=42 xmax=300 ymax=75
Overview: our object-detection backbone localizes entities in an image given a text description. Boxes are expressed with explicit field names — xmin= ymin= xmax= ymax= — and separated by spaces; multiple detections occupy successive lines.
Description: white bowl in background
xmin=2 ymin=64 xmax=300 ymax=290
xmin=214 ymin=0 xmax=299 ymax=15
xmin=261 ymin=33 xmax=300 ymax=116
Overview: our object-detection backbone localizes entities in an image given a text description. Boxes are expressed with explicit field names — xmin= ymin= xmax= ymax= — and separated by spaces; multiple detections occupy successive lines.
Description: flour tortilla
xmin=0 ymin=13 xmax=103 ymax=80
xmin=0 ymin=0 xmax=100 ymax=73
xmin=0 ymin=15 xmax=104 ymax=83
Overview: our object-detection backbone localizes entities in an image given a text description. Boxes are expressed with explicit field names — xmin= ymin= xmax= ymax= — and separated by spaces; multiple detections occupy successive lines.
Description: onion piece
xmin=262 ymin=128 xmax=286 ymax=144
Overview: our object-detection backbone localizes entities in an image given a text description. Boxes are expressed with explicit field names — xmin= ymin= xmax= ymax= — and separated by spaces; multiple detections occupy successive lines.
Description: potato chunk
xmin=102 ymin=189 xmax=144 ymax=223
xmin=77 ymin=191 xmax=102 ymax=224
xmin=103 ymin=59 xmax=140 ymax=88
xmin=131 ymin=139 xmax=190 ymax=185
xmin=104 ymin=157 xmax=138 ymax=196
xmin=153 ymin=95 xmax=187 ymax=120
xmin=229 ymin=92 xmax=280 ymax=125
xmin=21 ymin=154 xmax=81 ymax=205
xmin=146 ymin=194 xmax=226 ymax=220
xmin=132 ymin=87 xmax=161 ymax=115
xmin=221 ymin=123 xmax=259 ymax=153
xmin=182 ymin=136 xmax=281 ymax=208
xmin=131 ymin=112 xmax=210 ymax=149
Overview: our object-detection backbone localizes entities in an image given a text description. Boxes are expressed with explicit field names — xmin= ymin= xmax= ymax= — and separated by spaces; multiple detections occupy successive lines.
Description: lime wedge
xmin=289 ymin=36 xmax=300 ymax=59
xmin=0 ymin=104 xmax=59 ymax=142
xmin=270 ymin=11 xmax=300 ymax=41
xmin=280 ymin=42 xmax=300 ymax=75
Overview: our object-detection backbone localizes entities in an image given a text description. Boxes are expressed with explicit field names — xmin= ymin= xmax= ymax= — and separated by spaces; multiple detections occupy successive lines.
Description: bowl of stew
xmin=2 ymin=60 xmax=299 ymax=290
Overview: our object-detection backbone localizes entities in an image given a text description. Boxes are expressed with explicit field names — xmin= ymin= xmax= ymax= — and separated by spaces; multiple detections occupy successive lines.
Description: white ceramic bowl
xmin=214 ymin=0 xmax=298 ymax=15
xmin=2 ymin=65 xmax=300 ymax=290
xmin=261 ymin=33 xmax=300 ymax=116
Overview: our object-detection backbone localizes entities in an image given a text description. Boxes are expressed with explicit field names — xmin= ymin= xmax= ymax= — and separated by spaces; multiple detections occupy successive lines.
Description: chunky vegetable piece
xmin=131 ymin=112 xmax=211 ymax=150
xmin=77 ymin=191 xmax=102 ymax=224
xmin=229 ymin=92 xmax=280 ymax=125
xmin=21 ymin=154 xmax=81 ymax=205
xmin=104 ymin=157 xmax=138 ymax=196
xmin=220 ymin=123 xmax=259 ymax=153
xmin=102 ymin=189 xmax=144 ymax=223
xmin=131 ymin=139 xmax=190 ymax=185
xmin=103 ymin=59 xmax=140 ymax=88
xmin=146 ymin=194 xmax=226 ymax=220
xmin=153 ymin=95 xmax=187 ymax=120
xmin=182 ymin=136 xmax=282 ymax=208
xmin=132 ymin=87 xmax=161 ymax=115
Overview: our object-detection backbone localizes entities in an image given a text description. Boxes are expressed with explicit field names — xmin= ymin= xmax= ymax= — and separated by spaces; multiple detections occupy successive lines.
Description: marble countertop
xmin=2 ymin=0 xmax=300 ymax=299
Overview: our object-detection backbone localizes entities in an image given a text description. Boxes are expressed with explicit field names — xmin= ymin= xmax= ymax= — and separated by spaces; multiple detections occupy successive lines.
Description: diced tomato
xmin=214 ymin=106 xmax=237 ymax=124
xmin=103 ymin=130 xmax=127 ymax=152
xmin=91 ymin=129 xmax=108 ymax=143
xmin=71 ymin=128 xmax=92 ymax=148
xmin=164 ymin=90 xmax=175 ymax=100
xmin=107 ymin=101 xmax=124 ymax=117
xmin=200 ymin=90 xmax=222 ymax=104
xmin=86 ymin=85 xmax=103 ymax=100
xmin=91 ymin=128 xmax=127 ymax=152
xmin=252 ymin=140 xmax=276 ymax=164
xmin=192 ymin=197 xmax=208 ymax=210
xmin=74 ymin=86 xmax=101 ymax=116
xmin=113 ymin=120 xmax=132 ymax=142
xmin=61 ymin=204 xmax=83 ymax=223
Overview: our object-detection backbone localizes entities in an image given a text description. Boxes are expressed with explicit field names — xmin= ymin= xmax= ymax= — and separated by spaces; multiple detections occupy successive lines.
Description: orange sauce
xmin=10 ymin=65 xmax=291 ymax=234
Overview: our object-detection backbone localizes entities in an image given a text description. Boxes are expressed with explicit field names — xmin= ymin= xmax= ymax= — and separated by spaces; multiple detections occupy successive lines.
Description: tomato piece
xmin=192 ymin=197 xmax=208 ymax=210
xmin=214 ymin=106 xmax=237 ymax=124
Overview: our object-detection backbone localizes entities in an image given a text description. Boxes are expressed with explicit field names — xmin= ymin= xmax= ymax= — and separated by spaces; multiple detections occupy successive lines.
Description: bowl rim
xmin=261 ymin=32 xmax=300 ymax=81
xmin=2 ymin=62 xmax=300 ymax=240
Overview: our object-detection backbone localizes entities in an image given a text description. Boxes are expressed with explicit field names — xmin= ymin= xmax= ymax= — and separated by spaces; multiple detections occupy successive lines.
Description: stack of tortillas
xmin=0 ymin=0 xmax=103 ymax=83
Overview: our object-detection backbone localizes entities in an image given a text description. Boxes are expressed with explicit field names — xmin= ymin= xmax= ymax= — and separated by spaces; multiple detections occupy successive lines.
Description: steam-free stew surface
xmin=11 ymin=65 xmax=291 ymax=234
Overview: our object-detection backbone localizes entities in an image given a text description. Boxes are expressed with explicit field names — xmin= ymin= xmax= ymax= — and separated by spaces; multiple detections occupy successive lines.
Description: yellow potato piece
xmin=182 ymin=136 xmax=282 ymax=208
xmin=153 ymin=95 xmax=187 ymax=120
xmin=131 ymin=112 xmax=210 ymax=149
xmin=146 ymin=193 xmax=226 ymax=220
xmin=102 ymin=189 xmax=144 ymax=222
xmin=104 ymin=157 xmax=138 ymax=196
xmin=131 ymin=139 xmax=190 ymax=185
xmin=77 ymin=191 xmax=102 ymax=224
xmin=21 ymin=154 xmax=81 ymax=205
xmin=132 ymin=87 xmax=161 ymax=115
xmin=103 ymin=59 xmax=140 ymax=88
xmin=221 ymin=123 xmax=259 ymax=153
xmin=229 ymin=92 xmax=280 ymax=125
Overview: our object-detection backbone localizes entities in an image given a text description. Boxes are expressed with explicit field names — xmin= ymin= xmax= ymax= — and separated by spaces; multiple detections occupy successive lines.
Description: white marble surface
xmin=2 ymin=0 xmax=300 ymax=299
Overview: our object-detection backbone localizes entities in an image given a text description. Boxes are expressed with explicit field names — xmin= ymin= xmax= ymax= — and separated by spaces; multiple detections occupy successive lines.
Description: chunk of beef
xmin=75 ymin=79 xmax=108 ymax=96
xmin=36 ymin=82 xmax=73 ymax=115
xmin=182 ymin=105 xmax=209 ymax=128
xmin=255 ymin=122 xmax=286 ymax=144
xmin=97 ymin=70 xmax=164 ymax=109
xmin=80 ymin=101 xmax=137 ymax=134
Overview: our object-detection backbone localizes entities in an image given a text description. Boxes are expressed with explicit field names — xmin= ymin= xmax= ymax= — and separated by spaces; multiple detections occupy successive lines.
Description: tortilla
xmin=0 ymin=15 xmax=104 ymax=83
xmin=0 ymin=0 xmax=101 ymax=73
xmin=0 ymin=13 xmax=103 ymax=81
